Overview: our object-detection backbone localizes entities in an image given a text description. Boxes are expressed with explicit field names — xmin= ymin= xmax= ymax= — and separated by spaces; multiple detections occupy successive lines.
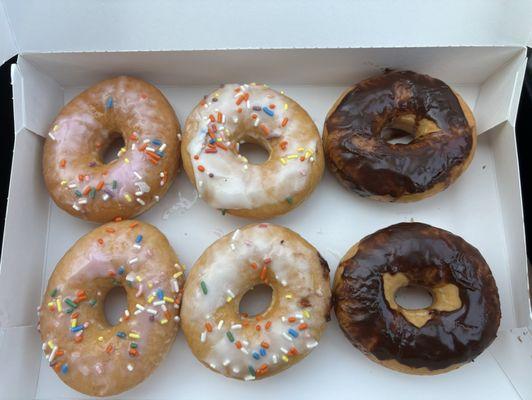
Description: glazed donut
xmin=333 ymin=222 xmax=501 ymax=375
xmin=324 ymin=71 xmax=476 ymax=202
xmin=181 ymin=223 xmax=331 ymax=380
xmin=43 ymin=76 xmax=180 ymax=222
xmin=38 ymin=220 xmax=185 ymax=396
xmin=182 ymin=83 xmax=324 ymax=218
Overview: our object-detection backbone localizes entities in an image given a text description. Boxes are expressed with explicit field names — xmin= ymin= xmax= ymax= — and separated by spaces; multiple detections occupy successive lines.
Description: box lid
xmin=1 ymin=0 xmax=532 ymax=65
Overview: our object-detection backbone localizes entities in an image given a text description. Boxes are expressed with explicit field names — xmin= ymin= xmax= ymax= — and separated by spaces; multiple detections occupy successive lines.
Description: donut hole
xmin=394 ymin=285 xmax=433 ymax=310
xmin=381 ymin=114 xmax=441 ymax=145
xmin=238 ymin=142 xmax=270 ymax=165
xmin=101 ymin=133 xmax=126 ymax=164
xmin=238 ymin=284 xmax=273 ymax=317
xmin=104 ymin=286 xmax=128 ymax=326
xmin=381 ymin=127 xmax=415 ymax=145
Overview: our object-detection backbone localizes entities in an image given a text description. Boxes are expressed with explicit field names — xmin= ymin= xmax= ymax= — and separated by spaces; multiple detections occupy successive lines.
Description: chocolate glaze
xmin=334 ymin=222 xmax=500 ymax=371
xmin=325 ymin=71 xmax=474 ymax=199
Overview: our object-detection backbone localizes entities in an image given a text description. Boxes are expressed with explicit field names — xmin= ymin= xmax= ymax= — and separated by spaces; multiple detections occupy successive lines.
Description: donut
xmin=324 ymin=70 xmax=476 ymax=202
xmin=43 ymin=76 xmax=180 ymax=222
xmin=333 ymin=222 xmax=501 ymax=374
xmin=181 ymin=223 xmax=331 ymax=380
xmin=182 ymin=83 xmax=324 ymax=218
xmin=38 ymin=220 xmax=185 ymax=396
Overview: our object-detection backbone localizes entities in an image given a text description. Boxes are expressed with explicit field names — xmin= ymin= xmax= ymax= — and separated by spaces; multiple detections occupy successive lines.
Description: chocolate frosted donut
xmin=324 ymin=71 xmax=476 ymax=202
xmin=333 ymin=222 xmax=501 ymax=374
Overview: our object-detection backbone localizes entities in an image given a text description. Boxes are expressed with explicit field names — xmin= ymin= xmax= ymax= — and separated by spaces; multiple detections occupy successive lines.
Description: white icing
xmin=182 ymin=224 xmax=330 ymax=379
xmin=186 ymin=84 xmax=319 ymax=210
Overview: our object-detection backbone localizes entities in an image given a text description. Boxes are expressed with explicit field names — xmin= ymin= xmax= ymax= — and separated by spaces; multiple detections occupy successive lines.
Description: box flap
xmin=13 ymin=57 xmax=64 ymax=138
xmin=475 ymin=49 xmax=528 ymax=133
xmin=0 ymin=1 xmax=17 ymax=65
xmin=1 ymin=0 xmax=531 ymax=64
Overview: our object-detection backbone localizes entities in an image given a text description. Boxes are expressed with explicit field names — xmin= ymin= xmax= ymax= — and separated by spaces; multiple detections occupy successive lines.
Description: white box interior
xmin=1 ymin=47 xmax=531 ymax=399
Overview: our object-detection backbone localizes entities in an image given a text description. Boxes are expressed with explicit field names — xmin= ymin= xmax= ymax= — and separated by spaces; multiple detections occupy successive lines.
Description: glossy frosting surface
xmin=183 ymin=83 xmax=322 ymax=214
xmin=334 ymin=222 xmax=501 ymax=371
xmin=325 ymin=71 xmax=475 ymax=198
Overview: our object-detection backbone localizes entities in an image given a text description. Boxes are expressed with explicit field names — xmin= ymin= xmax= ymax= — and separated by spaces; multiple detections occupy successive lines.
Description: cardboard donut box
xmin=0 ymin=1 xmax=531 ymax=399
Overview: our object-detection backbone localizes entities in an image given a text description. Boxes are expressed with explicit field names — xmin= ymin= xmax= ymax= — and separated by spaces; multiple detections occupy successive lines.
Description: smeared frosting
xmin=181 ymin=223 xmax=331 ymax=380
xmin=38 ymin=220 xmax=185 ymax=396
xmin=43 ymin=76 xmax=180 ymax=222
xmin=184 ymin=83 xmax=321 ymax=212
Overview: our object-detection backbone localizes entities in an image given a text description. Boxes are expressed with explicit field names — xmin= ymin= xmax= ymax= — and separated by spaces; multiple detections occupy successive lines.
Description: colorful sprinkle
xmin=288 ymin=328 xmax=299 ymax=338
xmin=248 ymin=365 xmax=256 ymax=377
xmin=226 ymin=331 xmax=235 ymax=342
xmin=64 ymin=299 xmax=77 ymax=309
xmin=282 ymin=332 xmax=293 ymax=341
xmin=262 ymin=106 xmax=274 ymax=116
xmin=200 ymin=281 xmax=208 ymax=295
xmin=259 ymin=123 xmax=270 ymax=135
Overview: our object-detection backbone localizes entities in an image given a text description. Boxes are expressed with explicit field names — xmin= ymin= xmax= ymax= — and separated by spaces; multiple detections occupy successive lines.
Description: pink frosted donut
xmin=43 ymin=76 xmax=180 ymax=222
xmin=39 ymin=220 xmax=185 ymax=396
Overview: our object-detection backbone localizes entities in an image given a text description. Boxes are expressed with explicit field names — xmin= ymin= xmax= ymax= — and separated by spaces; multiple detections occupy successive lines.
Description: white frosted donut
xmin=182 ymin=84 xmax=324 ymax=218
xmin=181 ymin=223 xmax=332 ymax=380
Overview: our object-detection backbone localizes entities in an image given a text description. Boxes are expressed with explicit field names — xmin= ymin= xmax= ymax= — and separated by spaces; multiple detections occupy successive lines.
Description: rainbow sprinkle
xmin=200 ymin=281 xmax=208 ymax=295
